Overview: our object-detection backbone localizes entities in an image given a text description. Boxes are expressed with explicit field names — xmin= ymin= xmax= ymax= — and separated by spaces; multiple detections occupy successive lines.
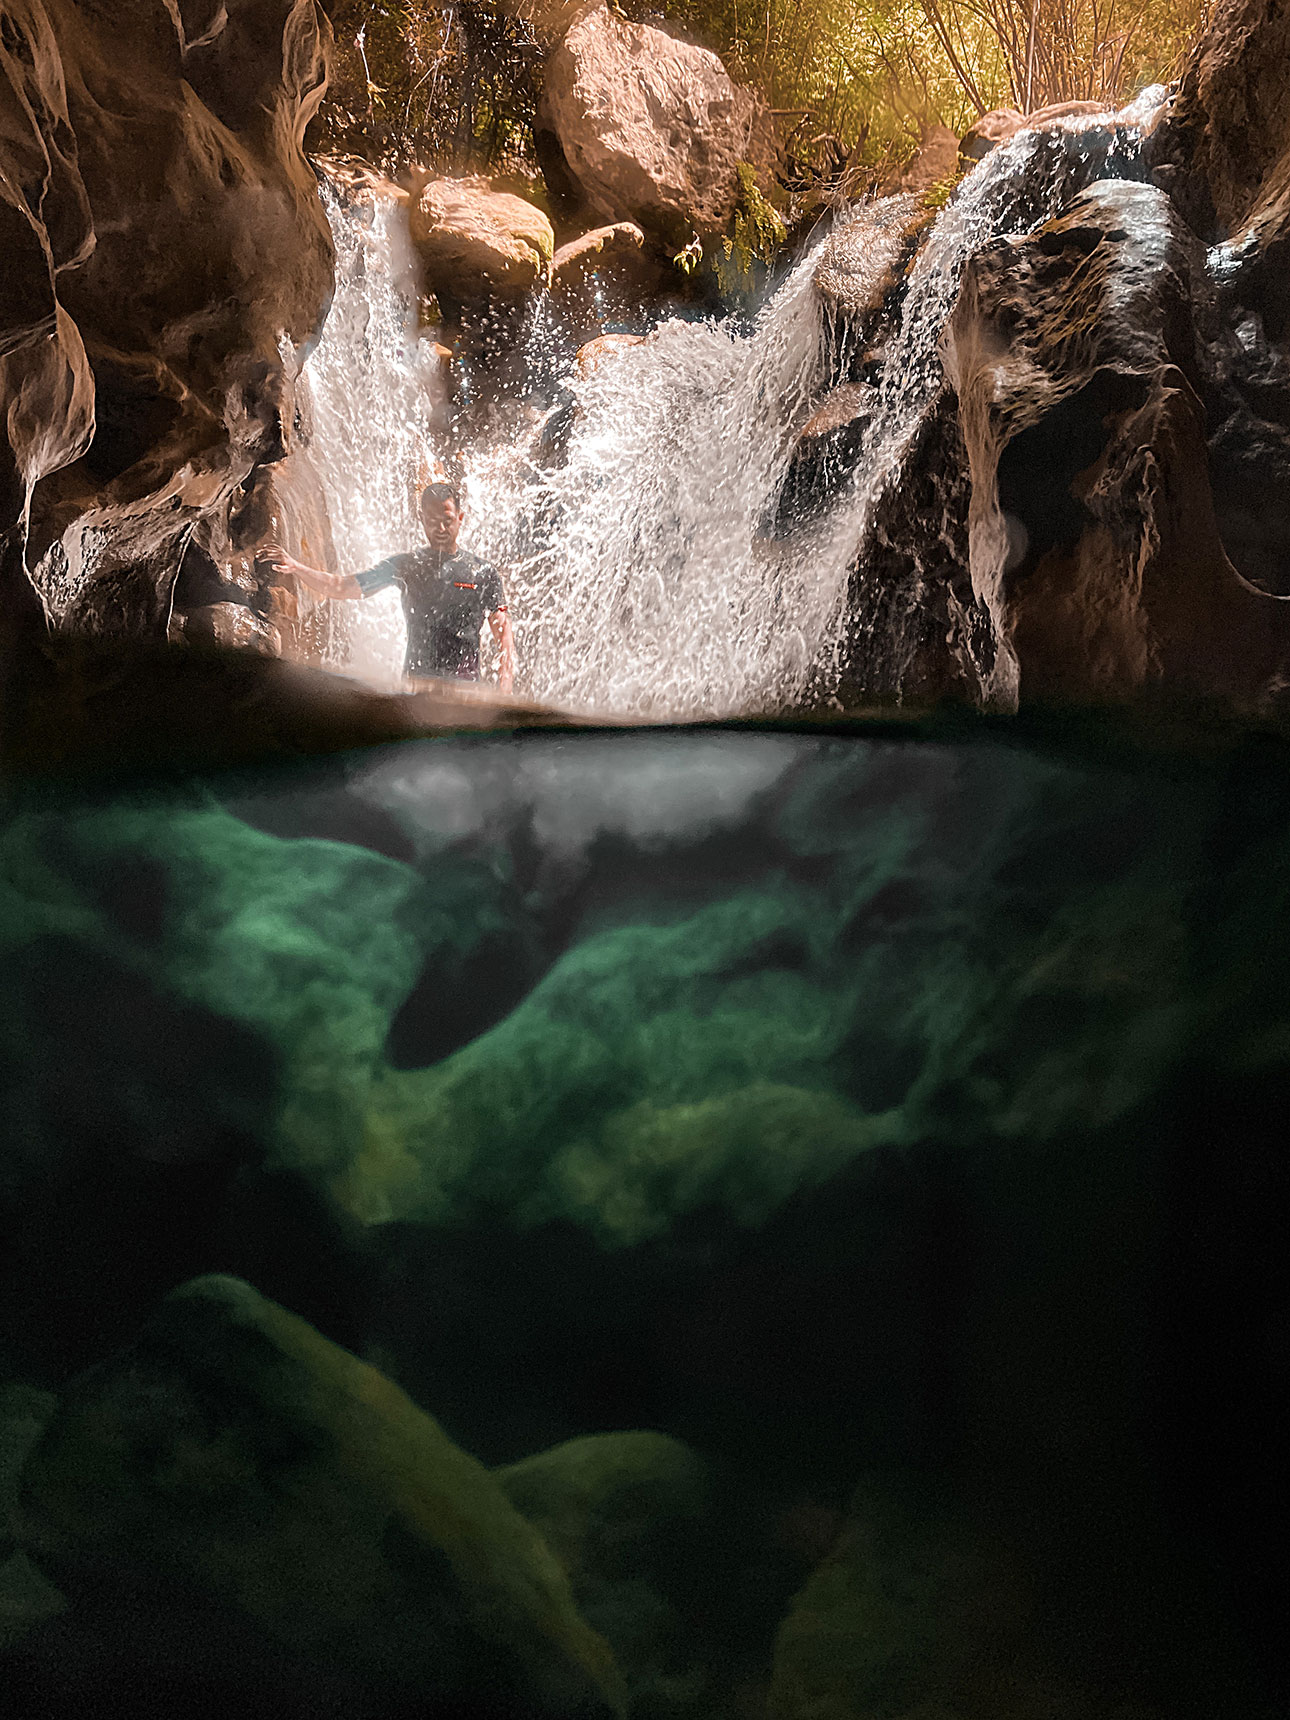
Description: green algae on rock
xmin=16 ymin=1275 xmax=625 ymax=1717
xmin=500 ymin=1432 xmax=713 ymax=1720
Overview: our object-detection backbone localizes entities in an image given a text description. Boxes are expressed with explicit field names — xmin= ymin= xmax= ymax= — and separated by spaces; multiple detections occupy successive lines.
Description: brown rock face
xmin=945 ymin=179 xmax=1290 ymax=710
xmin=1147 ymin=0 xmax=1290 ymax=603
xmin=542 ymin=2 xmax=778 ymax=242
xmin=1150 ymin=0 xmax=1290 ymax=239
xmin=409 ymin=176 xmax=556 ymax=307
xmin=813 ymin=195 xmax=926 ymax=320
xmin=959 ymin=107 xmax=1026 ymax=162
xmin=1 ymin=0 xmax=334 ymax=653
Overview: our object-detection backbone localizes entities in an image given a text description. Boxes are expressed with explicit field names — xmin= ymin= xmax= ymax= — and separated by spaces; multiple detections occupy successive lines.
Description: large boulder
xmin=1 ymin=1 xmax=335 ymax=650
xmin=541 ymin=2 xmax=778 ymax=242
xmin=409 ymin=176 xmax=555 ymax=307
xmin=16 ymin=1276 xmax=625 ymax=1716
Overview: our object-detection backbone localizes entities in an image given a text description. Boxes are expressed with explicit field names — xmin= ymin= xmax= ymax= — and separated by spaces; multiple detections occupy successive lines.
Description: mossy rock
xmin=498 ymin=1431 xmax=709 ymax=1588
xmin=499 ymin=1433 xmax=712 ymax=1718
xmin=768 ymin=1473 xmax=1177 ymax=1720
xmin=0 ymin=1383 xmax=56 ymax=1554
xmin=16 ymin=1277 xmax=625 ymax=1716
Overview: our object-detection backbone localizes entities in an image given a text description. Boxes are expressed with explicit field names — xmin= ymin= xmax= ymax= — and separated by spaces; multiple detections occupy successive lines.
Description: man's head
xmin=420 ymin=480 xmax=464 ymax=553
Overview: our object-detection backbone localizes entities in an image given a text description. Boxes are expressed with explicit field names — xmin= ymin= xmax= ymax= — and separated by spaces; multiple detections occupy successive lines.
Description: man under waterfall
xmin=268 ymin=481 xmax=516 ymax=694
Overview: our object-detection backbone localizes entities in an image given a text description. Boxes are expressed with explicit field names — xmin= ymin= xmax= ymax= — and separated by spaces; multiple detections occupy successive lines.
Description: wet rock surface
xmin=944 ymin=179 xmax=1290 ymax=709
xmin=0 ymin=1 xmax=334 ymax=656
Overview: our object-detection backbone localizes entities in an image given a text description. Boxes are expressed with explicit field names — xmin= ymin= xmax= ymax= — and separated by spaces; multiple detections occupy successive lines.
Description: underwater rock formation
xmin=16 ymin=1275 xmax=625 ymax=1717
xmin=0 ymin=0 xmax=334 ymax=654
xmin=499 ymin=1432 xmax=713 ymax=1713
xmin=0 ymin=721 xmax=1287 ymax=1710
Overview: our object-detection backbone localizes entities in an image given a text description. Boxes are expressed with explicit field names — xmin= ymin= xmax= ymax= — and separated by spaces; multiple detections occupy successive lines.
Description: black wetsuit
xmin=354 ymin=547 xmax=506 ymax=680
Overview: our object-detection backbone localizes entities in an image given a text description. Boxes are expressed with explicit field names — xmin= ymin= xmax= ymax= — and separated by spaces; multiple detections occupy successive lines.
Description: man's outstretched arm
xmin=267 ymin=545 xmax=364 ymax=600
xmin=486 ymin=606 xmax=516 ymax=695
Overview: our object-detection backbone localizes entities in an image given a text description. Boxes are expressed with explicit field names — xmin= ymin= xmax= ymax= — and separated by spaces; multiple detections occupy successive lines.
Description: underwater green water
xmin=0 ymin=725 xmax=1285 ymax=1719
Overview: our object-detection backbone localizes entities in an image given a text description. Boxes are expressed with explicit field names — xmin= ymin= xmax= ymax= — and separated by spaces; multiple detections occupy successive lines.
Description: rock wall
xmin=803 ymin=3 xmax=1290 ymax=717
xmin=0 ymin=0 xmax=334 ymax=659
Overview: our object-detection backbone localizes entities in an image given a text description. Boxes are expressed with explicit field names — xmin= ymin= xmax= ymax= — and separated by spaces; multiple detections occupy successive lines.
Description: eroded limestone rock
xmin=944 ymin=179 xmax=1290 ymax=710
xmin=0 ymin=0 xmax=334 ymax=648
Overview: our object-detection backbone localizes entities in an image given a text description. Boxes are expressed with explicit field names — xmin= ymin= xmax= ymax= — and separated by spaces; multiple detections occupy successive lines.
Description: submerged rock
xmin=0 ymin=1384 xmax=56 ymax=1556
xmin=16 ymin=1276 xmax=625 ymax=1715
xmin=500 ymin=1432 xmax=712 ymax=1713
xmin=541 ymin=2 xmax=778 ymax=242
xmin=768 ymin=1472 xmax=1186 ymax=1720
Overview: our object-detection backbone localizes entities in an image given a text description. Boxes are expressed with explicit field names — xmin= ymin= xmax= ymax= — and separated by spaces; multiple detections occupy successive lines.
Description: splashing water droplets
xmin=303 ymin=181 xmax=444 ymax=686
xmin=301 ymin=114 xmax=1146 ymax=713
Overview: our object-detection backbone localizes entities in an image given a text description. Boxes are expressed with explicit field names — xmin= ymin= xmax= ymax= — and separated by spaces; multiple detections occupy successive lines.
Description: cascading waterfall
xmin=465 ymin=257 xmax=840 ymax=718
xmin=301 ymin=111 xmax=1151 ymax=714
xmin=302 ymin=179 xmax=443 ymax=687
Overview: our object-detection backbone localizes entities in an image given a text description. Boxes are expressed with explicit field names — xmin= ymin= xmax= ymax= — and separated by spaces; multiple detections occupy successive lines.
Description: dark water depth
xmin=0 ymin=722 xmax=1285 ymax=1720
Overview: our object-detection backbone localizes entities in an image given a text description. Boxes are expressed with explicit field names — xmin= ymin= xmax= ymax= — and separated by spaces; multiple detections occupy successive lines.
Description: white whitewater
xmin=303 ymin=115 xmax=1145 ymax=715
xmin=302 ymin=180 xmax=442 ymax=686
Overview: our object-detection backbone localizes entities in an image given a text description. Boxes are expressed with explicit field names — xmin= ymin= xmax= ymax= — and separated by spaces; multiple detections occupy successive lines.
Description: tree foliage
xmin=317 ymin=0 xmax=543 ymax=175
xmin=663 ymin=0 xmax=1205 ymax=168
xmin=313 ymin=0 xmax=1205 ymax=184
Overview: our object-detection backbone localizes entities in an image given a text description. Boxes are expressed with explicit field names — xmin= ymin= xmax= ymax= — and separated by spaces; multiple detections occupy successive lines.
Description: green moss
xmin=21 ymin=1275 xmax=626 ymax=1711
xmin=714 ymin=162 xmax=789 ymax=304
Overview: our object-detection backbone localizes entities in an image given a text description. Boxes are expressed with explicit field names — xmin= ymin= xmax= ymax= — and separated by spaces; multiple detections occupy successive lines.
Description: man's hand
xmin=263 ymin=543 xmax=359 ymax=601
xmin=264 ymin=542 xmax=304 ymax=579
xmin=488 ymin=606 xmax=516 ymax=696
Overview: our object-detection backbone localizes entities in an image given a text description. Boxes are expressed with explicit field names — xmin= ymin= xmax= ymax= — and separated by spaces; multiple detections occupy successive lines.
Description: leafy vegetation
xmin=318 ymin=0 xmax=544 ymax=177
xmin=314 ymin=0 xmax=1205 ymax=187
xmin=664 ymin=0 xmax=1206 ymax=175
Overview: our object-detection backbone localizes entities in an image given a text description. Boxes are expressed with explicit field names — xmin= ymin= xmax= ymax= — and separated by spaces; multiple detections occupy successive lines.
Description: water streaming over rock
xmin=302 ymin=180 xmax=443 ymax=686
xmin=303 ymin=116 xmax=1148 ymax=714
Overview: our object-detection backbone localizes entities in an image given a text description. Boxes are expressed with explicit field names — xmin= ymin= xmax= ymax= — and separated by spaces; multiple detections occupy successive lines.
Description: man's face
xmin=421 ymin=492 xmax=462 ymax=552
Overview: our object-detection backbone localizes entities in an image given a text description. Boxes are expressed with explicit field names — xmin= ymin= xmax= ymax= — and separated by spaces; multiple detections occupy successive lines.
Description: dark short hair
xmin=421 ymin=480 xmax=461 ymax=509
